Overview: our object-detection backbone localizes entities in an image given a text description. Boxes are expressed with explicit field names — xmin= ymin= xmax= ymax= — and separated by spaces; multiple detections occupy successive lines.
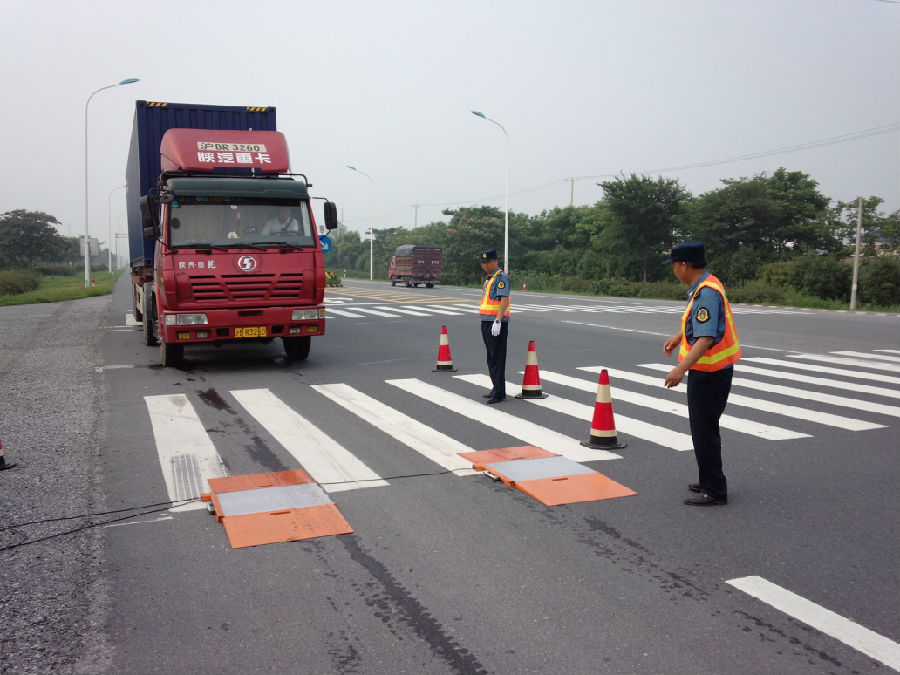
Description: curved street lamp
xmin=346 ymin=165 xmax=374 ymax=281
xmin=471 ymin=110 xmax=509 ymax=276
xmin=85 ymin=78 xmax=139 ymax=287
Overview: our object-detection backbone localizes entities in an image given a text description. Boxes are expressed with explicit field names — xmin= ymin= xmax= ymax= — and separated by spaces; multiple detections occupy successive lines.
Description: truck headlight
xmin=291 ymin=309 xmax=325 ymax=320
xmin=165 ymin=313 xmax=209 ymax=326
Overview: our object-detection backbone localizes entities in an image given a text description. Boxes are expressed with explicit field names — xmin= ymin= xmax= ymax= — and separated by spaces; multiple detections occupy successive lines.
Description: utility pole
xmin=849 ymin=196 xmax=863 ymax=311
xmin=412 ymin=203 xmax=419 ymax=228
xmin=567 ymin=178 xmax=575 ymax=207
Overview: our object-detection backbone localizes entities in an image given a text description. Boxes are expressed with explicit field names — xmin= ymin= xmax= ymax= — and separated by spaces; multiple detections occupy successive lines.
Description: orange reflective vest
xmin=679 ymin=273 xmax=741 ymax=371
xmin=479 ymin=269 xmax=511 ymax=319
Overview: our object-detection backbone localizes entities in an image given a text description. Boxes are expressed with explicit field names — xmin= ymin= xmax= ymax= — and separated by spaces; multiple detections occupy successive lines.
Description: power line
xmin=341 ymin=122 xmax=899 ymax=225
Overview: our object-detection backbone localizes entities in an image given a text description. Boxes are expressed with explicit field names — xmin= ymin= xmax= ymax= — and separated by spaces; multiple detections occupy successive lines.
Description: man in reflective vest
xmin=663 ymin=242 xmax=741 ymax=506
xmin=478 ymin=249 xmax=511 ymax=404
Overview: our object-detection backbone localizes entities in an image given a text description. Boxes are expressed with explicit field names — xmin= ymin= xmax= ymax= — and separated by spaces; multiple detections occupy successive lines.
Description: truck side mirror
xmin=140 ymin=195 xmax=160 ymax=239
xmin=323 ymin=201 xmax=338 ymax=230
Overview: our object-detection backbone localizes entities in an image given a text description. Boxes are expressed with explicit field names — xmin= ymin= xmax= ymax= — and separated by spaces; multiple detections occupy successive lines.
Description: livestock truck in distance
xmin=126 ymin=100 xmax=337 ymax=366
xmin=388 ymin=245 xmax=442 ymax=288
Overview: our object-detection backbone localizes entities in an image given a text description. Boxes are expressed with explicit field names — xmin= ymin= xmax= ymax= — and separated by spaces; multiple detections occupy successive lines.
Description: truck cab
xmin=132 ymin=122 xmax=336 ymax=366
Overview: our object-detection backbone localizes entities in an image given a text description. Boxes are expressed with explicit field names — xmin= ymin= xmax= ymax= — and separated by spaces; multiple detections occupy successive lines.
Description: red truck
xmin=388 ymin=245 xmax=443 ymax=288
xmin=126 ymin=101 xmax=337 ymax=366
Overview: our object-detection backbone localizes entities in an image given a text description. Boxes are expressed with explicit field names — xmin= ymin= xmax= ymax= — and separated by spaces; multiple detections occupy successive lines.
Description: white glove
xmin=491 ymin=320 xmax=501 ymax=337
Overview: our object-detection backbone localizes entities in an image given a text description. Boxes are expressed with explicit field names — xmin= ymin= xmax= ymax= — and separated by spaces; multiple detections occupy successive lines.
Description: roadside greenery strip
xmin=0 ymin=270 xmax=124 ymax=306
xmin=2 ymin=167 xmax=898 ymax=310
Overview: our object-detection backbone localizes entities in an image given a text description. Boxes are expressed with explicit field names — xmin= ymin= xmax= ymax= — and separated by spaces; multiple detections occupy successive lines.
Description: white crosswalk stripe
xmin=385 ymin=377 xmax=622 ymax=461
xmin=231 ymin=388 xmax=388 ymax=492
xmin=323 ymin=301 xmax=828 ymax=319
xmin=674 ymin=362 xmax=899 ymax=399
xmin=454 ymin=373 xmax=695 ymax=451
xmin=141 ymin=351 xmax=895 ymax=502
xmin=831 ymin=350 xmax=900 ymax=363
xmin=743 ymin=357 xmax=900 ymax=385
xmin=547 ymin=369 xmax=811 ymax=440
xmin=144 ymin=394 xmax=227 ymax=511
xmin=576 ymin=367 xmax=883 ymax=432
xmin=373 ymin=306 xmax=432 ymax=316
xmin=311 ymin=383 xmax=476 ymax=474
xmin=785 ymin=352 xmax=899 ymax=373
xmin=636 ymin=363 xmax=900 ymax=418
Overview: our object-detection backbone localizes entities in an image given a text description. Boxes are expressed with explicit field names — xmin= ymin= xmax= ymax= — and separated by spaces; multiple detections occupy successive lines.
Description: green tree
xmin=441 ymin=206 xmax=504 ymax=285
xmin=682 ymin=168 xmax=832 ymax=283
xmin=0 ymin=210 xmax=66 ymax=269
xmin=830 ymin=198 xmax=900 ymax=257
xmin=597 ymin=174 xmax=689 ymax=282
xmin=859 ymin=256 xmax=900 ymax=306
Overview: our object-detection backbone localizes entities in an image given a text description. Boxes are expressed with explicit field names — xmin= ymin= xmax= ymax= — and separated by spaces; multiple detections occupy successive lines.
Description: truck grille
xmin=188 ymin=273 xmax=304 ymax=303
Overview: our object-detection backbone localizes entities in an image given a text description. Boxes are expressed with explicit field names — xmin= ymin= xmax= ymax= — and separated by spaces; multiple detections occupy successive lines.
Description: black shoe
xmin=485 ymin=396 xmax=505 ymax=405
xmin=684 ymin=492 xmax=727 ymax=506
xmin=688 ymin=482 xmax=701 ymax=493
xmin=482 ymin=392 xmax=494 ymax=398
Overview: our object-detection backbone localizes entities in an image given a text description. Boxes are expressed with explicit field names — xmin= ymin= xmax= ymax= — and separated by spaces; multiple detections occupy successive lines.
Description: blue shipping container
xmin=125 ymin=100 xmax=277 ymax=268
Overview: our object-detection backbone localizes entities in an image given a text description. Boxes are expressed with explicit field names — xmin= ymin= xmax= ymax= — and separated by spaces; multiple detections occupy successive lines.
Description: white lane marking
xmin=326 ymin=308 xmax=365 ymax=317
xmin=577 ymin=367 xmax=883 ymax=433
xmin=144 ymin=394 xmax=227 ymax=512
xmin=105 ymin=515 xmax=174 ymax=528
xmin=875 ymin=349 xmax=900 ymax=355
xmin=455 ymin=374 xmax=694 ymax=451
xmin=385 ymin=378 xmax=621 ymax=461
xmin=639 ymin=363 xmax=900 ymax=400
xmin=727 ymin=576 xmax=900 ymax=672
xmin=742 ymin=357 xmax=900 ymax=385
xmin=373 ymin=306 xmax=432 ymax=316
xmin=787 ymin=352 xmax=899 ymax=373
xmin=555 ymin=369 xmax=811 ymax=440
xmin=312 ymin=383 xmax=476 ymax=474
xmin=422 ymin=305 xmax=468 ymax=315
xmin=231 ymin=388 xmax=387 ymax=493
xmin=832 ymin=350 xmax=900 ymax=363
xmin=637 ymin=363 xmax=900 ymax=417
xmin=353 ymin=308 xmax=402 ymax=318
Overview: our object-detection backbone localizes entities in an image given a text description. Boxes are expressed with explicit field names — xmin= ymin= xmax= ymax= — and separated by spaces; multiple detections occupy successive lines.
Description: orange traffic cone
xmin=432 ymin=325 xmax=458 ymax=372
xmin=0 ymin=439 xmax=16 ymax=471
xmin=580 ymin=369 xmax=626 ymax=449
xmin=516 ymin=340 xmax=548 ymax=399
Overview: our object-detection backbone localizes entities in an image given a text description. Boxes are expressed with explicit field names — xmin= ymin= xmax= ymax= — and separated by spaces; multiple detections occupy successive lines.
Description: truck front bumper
xmin=159 ymin=306 xmax=325 ymax=344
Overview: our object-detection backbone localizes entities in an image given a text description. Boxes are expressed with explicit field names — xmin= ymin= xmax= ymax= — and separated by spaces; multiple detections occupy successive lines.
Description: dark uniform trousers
xmin=687 ymin=367 xmax=733 ymax=499
xmin=481 ymin=321 xmax=508 ymax=399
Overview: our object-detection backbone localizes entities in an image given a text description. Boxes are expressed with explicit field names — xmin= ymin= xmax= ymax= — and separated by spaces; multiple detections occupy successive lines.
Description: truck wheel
xmin=425 ymin=283 xmax=434 ymax=288
xmin=391 ymin=278 xmax=396 ymax=286
xmin=142 ymin=283 xmax=157 ymax=346
xmin=133 ymin=285 xmax=143 ymax=322
xmin=160 ymin=335 xmax=183 ymax=367
xmin=283 ymin=336 xmax=311 ymax=362
xmin=404 ymin=279 xmax=411 ymax=287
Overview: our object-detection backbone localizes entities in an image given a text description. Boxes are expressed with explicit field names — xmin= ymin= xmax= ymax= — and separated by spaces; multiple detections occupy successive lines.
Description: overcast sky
xmin=0 ymin=0 xmax=897 ymax=247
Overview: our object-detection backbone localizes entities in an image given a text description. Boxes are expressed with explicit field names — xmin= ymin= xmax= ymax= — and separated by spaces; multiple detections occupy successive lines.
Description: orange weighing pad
xmin=460 ymin=447 xmax=636 ymax=506
xmin=202 ymin=470 xmax=353 ymax=549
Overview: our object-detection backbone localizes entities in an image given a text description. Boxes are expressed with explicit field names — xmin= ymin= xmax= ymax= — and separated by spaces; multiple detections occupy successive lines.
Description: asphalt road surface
xmin=1 ymin=275 xmax=898 ymax=675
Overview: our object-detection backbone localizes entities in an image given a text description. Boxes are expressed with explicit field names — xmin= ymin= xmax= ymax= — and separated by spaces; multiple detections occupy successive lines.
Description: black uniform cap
xmin=663 ymin=241 xmax=706 ymax=265
xmin=478 ymin=249 xmax=499 ymax=261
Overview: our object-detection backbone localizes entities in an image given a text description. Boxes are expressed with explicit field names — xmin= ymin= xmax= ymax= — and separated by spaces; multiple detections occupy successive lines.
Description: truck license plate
xmin=234 ymin=326 xmax=266 ymax=338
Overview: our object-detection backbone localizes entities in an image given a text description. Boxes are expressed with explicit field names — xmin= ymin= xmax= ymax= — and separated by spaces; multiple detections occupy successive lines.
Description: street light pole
xmin=346 ymin=165 xmax=374 ymax=281
xmin=84 ymin=78 xmax=139 ymax=287
xmin=108 ymin=184 xmax=126 ymax=272
xmin=471 ymin=110 xmax=509 ymax=276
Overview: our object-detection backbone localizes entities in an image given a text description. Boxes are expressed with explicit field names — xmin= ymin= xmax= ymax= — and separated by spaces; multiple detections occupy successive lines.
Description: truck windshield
xmin=167 ymin=197 xmax=316 ymax=249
